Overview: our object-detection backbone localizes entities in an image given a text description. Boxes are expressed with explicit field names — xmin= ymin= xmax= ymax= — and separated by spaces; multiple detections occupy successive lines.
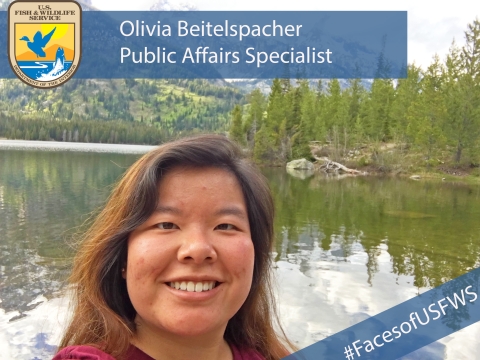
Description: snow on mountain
xmin=225 ymin=78 xmax=374 ymax=94
xmin=150 ymin=0 xmax=197 ymax=11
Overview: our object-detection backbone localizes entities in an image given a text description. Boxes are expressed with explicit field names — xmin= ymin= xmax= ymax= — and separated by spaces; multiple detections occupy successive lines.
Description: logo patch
xmin=8 ymin=1 xmax=82 ymax=89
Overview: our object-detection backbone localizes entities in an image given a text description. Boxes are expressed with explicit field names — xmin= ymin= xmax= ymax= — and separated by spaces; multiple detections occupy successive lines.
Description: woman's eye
xmin=215 ymin=223 xmax=235 ymax=231
xmin=156 ymin=222 xmax=179 ymax=230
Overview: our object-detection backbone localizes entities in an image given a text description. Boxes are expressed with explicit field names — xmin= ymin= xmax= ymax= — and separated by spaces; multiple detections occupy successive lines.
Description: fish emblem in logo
xmin=8 ymin=1 xmax=82 ymax=89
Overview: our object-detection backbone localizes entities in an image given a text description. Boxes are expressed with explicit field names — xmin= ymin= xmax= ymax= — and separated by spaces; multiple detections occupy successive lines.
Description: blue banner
xmin=283 ymin=267 xmax=480 ymax=360
xmin=0 ymin=11 xmax=407 ymax=79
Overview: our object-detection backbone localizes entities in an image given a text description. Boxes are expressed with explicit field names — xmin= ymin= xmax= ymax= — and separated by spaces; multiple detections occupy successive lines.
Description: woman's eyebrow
xmin=154 ymin=205 xmax=183 ymax=215
xmin=214 ymin=206 xmax=248 ymax=220
xmin=154 ymin=205 xmax=247 ymax=219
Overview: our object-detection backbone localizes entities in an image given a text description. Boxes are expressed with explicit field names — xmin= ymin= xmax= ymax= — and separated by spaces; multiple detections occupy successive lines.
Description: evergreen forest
xmin=230 ymin=19 xmax=480 ymax=174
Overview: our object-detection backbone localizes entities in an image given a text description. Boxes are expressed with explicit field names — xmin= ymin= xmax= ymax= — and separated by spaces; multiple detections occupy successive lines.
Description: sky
xmin=91 ymin=0 xmax=479 ymax=70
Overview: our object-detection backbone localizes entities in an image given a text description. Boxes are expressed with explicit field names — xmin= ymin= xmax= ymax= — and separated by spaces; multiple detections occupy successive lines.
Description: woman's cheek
xmin=128 ymin=238 xmax=162 ymax=282
xmin=231 ymin=238 xmax=255 ymax=277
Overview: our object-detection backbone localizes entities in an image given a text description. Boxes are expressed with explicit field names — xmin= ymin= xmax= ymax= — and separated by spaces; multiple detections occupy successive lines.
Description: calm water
xmin=1 ymin=148 xmax=480 ymax=359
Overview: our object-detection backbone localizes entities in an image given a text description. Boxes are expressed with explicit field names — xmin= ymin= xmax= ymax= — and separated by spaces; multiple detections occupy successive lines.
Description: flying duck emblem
xmin=19 ymin=27 xmax=56 ymax=58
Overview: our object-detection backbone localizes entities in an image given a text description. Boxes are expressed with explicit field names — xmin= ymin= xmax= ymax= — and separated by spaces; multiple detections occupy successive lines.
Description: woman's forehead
xmin=156 ymin=166 xmax=245 ymax=204
xmin=157 ymin=166 xmax=239 ymax=188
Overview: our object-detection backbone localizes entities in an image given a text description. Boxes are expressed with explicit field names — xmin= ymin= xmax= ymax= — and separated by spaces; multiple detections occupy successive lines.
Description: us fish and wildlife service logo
xmin=8 ymin=1 xmax=82 ymax=89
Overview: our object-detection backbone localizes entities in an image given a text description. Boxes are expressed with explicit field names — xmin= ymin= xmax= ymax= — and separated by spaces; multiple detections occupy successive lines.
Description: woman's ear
xmin=121 ymin=265 xmax=127 ymax=279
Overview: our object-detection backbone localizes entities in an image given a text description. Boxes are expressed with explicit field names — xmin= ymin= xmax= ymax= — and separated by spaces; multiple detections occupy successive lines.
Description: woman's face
xmin=125 ymin=166 xmax=254 ymax=341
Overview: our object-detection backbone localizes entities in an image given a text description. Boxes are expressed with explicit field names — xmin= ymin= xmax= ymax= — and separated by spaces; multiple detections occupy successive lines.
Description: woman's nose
xmin=177 ymin=227 xmax=217 ymax=264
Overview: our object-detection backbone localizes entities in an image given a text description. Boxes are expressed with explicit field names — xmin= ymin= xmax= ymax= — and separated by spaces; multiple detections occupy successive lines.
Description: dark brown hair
xmin=59 ymin=134 xmax=292 ymax=359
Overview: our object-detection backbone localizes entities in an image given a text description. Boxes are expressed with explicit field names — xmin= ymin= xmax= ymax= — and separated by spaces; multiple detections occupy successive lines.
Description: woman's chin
xmin=169 ymin=326 xmax=219 ymax=337
xmin=137 ymin=314 xmax=227 ymax=339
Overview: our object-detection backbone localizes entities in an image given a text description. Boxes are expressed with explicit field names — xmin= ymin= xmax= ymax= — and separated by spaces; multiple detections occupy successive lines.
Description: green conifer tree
xmin=229 ymin=104 xmax=244 ymax=146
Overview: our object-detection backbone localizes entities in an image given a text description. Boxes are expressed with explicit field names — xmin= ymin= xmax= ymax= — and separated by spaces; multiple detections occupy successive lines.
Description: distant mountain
xmin=0 ymin=77 xmax=244 ymax=134
xmin=0 ymin=0 xmax=11 ymax=10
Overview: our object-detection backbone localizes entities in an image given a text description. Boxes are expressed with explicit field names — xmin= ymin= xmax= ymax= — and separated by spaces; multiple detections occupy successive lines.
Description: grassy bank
xmin=310 ymin=142 xmax=480 ymax=183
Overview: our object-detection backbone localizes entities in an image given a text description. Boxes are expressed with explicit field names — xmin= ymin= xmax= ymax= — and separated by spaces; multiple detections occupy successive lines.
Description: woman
xmin=53 ymin=134 xmax=293 ymax=360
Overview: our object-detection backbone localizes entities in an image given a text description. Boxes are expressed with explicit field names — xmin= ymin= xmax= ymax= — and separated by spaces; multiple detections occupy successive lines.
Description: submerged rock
xmin=286 ymin=167 xmax=314 ymax=179
xmin=384 ymin=210 xmax=435 ymax=219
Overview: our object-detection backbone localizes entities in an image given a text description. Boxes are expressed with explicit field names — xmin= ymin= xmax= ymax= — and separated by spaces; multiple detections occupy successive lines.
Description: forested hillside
xmin=0 ymin=78 xmax=244 ymax=144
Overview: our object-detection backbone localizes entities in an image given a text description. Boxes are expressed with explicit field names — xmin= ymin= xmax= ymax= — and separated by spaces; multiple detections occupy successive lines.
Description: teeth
xmin=169 ymin=281 xmax=217 ymax=292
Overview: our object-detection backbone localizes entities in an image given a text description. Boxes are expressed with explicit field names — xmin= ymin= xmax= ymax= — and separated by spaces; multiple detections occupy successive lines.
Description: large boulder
xmin=286 ymin=158 xmax=314 ymax=170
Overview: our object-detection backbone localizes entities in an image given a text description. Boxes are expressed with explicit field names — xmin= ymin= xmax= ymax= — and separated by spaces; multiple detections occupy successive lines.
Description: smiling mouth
xmin=168 ymin=281 xmax=219 ymax=292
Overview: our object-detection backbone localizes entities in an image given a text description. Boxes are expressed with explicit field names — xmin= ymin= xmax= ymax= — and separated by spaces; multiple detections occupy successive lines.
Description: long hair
xmin=59 ymin=134 xmax=293 ymax=359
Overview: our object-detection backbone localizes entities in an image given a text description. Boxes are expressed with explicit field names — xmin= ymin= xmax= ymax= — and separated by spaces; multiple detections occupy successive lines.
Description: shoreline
xmin=0 ymin=139 xmax=158 ymax=154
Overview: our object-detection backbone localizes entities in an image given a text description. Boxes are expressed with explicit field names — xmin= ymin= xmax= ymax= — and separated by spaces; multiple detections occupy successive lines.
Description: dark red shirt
xmin=53 ymin=344 xmax=265 ymax=360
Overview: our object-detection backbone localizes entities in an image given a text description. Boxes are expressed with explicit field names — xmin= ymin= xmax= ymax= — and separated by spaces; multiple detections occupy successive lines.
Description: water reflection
xmin=266 ymin=169 xmax=480 ymax=359
xmin=1 ymin=152 xmax=480 ymax=359
xmin=0 ymin=296 xmax=69 ymax=360
xmin=0 ymin=150 xmax=141 ymax=318
xmin=267 ymin=170 xmax=480 ymax=288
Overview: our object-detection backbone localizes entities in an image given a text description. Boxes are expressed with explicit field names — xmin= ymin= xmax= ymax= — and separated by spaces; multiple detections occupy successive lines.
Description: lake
xmin=1 ymin=145 xmax=480 ymax=359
